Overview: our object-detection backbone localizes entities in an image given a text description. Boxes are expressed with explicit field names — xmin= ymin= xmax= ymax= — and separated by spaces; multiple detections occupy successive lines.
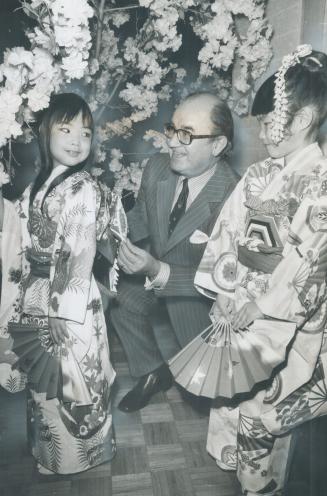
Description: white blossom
xmin=61 ymin=52 xmax=89 ymax=80
xmin=0 ymin=90 xmax=23 ymax=147
xmin=144 ymin=130 xmax=170 ymax=154
xmin=0 ymin=0 xmax=272 ymax=198
xmin=0 ymin=161 xmax=10 ymax=186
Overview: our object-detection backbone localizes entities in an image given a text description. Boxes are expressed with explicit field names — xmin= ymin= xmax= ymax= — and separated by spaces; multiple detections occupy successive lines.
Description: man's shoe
xmin=118 ymin=364 xmax=172 ymax=412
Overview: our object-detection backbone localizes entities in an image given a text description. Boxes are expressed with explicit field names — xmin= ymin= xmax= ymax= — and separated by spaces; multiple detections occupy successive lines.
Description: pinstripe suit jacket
xmin=121 ymin=153 xmax=239 ymax=348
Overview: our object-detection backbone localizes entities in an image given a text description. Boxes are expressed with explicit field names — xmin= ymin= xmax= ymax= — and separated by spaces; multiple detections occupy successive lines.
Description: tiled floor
xmin=0 ymin=334 xmax=240 ymax=496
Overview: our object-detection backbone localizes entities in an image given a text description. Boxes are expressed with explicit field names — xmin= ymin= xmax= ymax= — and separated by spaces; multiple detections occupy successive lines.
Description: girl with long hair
xmin=17 ymin=93 xmax=116 ymax=474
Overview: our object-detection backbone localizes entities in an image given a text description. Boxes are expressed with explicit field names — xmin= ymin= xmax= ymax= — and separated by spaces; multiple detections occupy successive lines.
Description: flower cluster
xmin=192 ymin=0 xmax=273 ymax=114
xmin=0 ymin=161 xmax=10 ymax=187
xmin=0 ymin=0 xmax=273 ymax=195
xmin=0 ymin=0 xmax=94 ymax=149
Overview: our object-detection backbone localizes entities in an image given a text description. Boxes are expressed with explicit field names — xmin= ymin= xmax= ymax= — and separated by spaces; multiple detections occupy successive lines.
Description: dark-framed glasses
xmin=164 ymin=123 xmax=220 ymax=145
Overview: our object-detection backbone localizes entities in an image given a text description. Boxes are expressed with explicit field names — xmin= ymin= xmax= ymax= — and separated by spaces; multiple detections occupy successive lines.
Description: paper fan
xmin=8 ymin=322 xmax=61 ymax=400
xmin=108 ymin=192 xmax=128 ymax=293
xmin=109 ymin=192 xmax=128 ymax=242
xmin=168 ymin=317 xmax=296 ymax=399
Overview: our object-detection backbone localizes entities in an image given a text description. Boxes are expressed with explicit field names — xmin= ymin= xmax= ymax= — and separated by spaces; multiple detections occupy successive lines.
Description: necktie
xmin=168 ymin=178 xmax=189 ymax=236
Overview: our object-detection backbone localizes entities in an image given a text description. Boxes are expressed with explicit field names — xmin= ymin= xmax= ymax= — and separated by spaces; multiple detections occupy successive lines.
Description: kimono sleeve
xmin=256 ymin=195 xmax=327 ymax=323
xmin=194 ymin=176 xmax=247 ymax=297
xmin=48 ymin=180 xmax=97 ymax=324
xmin=0 ymin=200 xmax=23 ymax=333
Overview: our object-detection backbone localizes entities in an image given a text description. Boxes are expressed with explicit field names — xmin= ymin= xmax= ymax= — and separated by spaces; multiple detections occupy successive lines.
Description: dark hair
xmin=30 ymin=93 xmax=94 ymax=207
xmin=252 ymin=50 xmax=327 ymax=130
xmin=184 ymin=92 xmax=234 ymax=148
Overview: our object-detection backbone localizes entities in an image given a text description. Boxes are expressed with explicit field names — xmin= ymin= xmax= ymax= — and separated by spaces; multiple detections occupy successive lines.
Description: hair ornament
xmin=306 ymin=56 xmax=323 ymax=68
xmin=271 ymin=44 xmax=313 ymax=144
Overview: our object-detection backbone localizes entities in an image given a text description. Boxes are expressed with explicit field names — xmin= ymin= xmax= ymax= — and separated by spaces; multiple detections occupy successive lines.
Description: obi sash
xmin=238 ymin=245 xmax=282 ymax=274
xmin=26 ymin=249 xmax=52 ymax=279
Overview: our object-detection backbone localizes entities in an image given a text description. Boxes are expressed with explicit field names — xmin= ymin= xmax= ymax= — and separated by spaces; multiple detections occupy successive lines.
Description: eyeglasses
xmin=164 ymin=123 xmax=220 ymax=146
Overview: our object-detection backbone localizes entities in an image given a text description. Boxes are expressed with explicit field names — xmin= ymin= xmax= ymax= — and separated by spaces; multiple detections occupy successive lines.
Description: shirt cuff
xmin=144 ymin=262 xmax=170 ymax=290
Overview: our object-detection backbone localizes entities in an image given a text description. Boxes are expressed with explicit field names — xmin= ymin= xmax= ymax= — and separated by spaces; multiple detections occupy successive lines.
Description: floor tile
xmin=143 ymin=422 xmax=179 ymax=446
xmin=151 ymin=469 xmax=195 ymax=496
xmin=111 ymin=446 xmax=149 ymax=476
xmin=147 ymin=444 xmax=187 ymax=472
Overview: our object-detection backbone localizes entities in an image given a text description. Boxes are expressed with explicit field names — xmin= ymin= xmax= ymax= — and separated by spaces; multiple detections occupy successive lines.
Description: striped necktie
xmin=168 ymin=178 xmax=189 ymax=236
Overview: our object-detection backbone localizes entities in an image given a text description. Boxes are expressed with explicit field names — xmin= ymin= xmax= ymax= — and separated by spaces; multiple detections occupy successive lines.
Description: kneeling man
xmin=111 ymin=92 xmax=238 ymax=412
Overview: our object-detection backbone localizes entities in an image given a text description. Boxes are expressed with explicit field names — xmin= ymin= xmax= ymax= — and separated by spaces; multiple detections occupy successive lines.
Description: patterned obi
xmin=26 ymin=249 xmax=52 ymax=279
xmin=237 ymin=245 xmax=282 ymax=274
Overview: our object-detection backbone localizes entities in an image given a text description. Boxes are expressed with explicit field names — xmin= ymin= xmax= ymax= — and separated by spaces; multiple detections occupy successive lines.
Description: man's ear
xmin=291 ymin=106 xmax=314 ymax=133
xmin=212 ymin=135 xmax=228 ymax=157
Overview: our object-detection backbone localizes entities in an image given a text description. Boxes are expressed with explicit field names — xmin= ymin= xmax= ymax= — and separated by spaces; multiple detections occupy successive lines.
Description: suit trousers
xmin=110 ymin=275 xmax=181 ymax=377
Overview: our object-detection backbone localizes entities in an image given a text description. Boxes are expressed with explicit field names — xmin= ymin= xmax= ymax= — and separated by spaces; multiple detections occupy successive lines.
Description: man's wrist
xmin=144 ymin=262 xmax=170 ymax=291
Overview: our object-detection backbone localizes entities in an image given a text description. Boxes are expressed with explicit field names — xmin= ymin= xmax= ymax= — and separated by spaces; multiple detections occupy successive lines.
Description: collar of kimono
xmin=260 ymin=142 xmax=323 ymax=201
xmin=35 ymin=164 xmax=69 ymax=206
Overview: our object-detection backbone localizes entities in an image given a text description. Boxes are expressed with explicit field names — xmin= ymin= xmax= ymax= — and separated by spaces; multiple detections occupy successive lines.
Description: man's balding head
xmin=167 ymin=92 xmax=233 ymax=177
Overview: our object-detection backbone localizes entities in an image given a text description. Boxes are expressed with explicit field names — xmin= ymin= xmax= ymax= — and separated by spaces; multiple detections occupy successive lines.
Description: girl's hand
xmin=232 ymin=302 xmax=264 ymax=331
xmin=48 ymin=317 xmax=69 ymax=345
xmin=211 ymin=294 xmax=235 ymax=322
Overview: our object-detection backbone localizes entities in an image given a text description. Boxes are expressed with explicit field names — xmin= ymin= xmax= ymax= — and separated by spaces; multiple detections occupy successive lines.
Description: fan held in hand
xmin=168 ymin=317 xmax=296 ymax=399
xmin=8 ymin=322 xmax=61 ymax=400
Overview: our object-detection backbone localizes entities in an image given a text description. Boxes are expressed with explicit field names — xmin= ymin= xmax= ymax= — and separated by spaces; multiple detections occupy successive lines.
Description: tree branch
xmin=95 ymin=0 xmax=106 ymax=60
xmin=96 ymin=74 xmax=124 ymax=121
xmin=104 ymin=5 xmax=141 ymax=13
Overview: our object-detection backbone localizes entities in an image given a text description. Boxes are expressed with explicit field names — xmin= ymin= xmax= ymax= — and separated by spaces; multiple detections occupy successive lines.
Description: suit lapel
xmin=165 ymin=161 xmax=231 ymax=253
xmin=156 ymin=170 xmax=178 ymax=251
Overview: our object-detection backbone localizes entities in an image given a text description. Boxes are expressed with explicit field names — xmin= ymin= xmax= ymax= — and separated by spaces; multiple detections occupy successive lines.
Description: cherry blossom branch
xmin=95 ymin=0 xmax=106 ymax=60
xmin=104 ymin=5 xmax=141 ymax=13
xmin=8 ymin=139 xmax=12 ymax=175
xmin=96 ymin=74 xmax=124 ymax=121
xmin=90 ymin=0 xmax=106 ymax=98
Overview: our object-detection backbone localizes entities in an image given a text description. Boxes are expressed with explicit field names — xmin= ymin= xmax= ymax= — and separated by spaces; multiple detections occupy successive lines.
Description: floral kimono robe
xmin=18 ymin=168 xmax=116 ymax=474
xmin=0 ymin=199 xmax=26 ymax=393
xmin=194 ymin=143 xmax=327 ymax=495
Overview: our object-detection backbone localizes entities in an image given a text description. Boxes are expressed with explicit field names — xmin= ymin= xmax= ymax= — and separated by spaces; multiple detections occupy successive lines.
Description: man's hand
xmin=232 ymin=301 xmax=264 ymax=331
xmin=118 ymin=238 xmax=161 ymax=278
xmin=48 ymin=317 xmax=69 ymax=345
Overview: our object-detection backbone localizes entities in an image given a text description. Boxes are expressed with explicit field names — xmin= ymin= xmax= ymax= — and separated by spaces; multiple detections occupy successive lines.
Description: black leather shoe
xmin=118 ymin=364 xmax=173 ymax=412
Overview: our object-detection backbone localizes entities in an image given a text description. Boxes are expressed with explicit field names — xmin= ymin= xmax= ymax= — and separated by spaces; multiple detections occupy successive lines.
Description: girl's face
xmin=49 ymin=111 xmax=92 ymax=169
xmin=257 ymin=112 xmax=298 ymax=160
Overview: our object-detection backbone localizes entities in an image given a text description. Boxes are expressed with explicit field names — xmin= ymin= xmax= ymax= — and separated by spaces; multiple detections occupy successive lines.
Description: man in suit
xmin=111 ymin=92 xmax=238 ymax=412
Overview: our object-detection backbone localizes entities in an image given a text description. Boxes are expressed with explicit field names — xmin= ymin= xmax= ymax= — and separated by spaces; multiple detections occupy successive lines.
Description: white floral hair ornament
xmin=271 ymin=44 xmax=313 ymax=144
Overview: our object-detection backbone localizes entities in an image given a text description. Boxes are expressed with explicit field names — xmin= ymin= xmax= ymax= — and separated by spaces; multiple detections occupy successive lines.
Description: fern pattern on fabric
xmin=20 ymin=169 xmax=116 ymax=474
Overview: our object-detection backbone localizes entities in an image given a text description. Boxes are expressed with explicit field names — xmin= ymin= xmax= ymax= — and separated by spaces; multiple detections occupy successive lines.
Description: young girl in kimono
xmin=18 ymin=93 xmax=116 ymax=474
xmin=194 ymin=45 xmax=327 ymax=495
xmin=0 ymin=163 xmax=26 ymax=393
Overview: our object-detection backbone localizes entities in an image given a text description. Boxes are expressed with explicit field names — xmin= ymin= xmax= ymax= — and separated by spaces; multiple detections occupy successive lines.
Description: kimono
xmin=194 ymin=143 xmax=327 ymax=495
xmin=18 ymin=167 xmax=116 ymax=474
xmin=0 ymin=199 xmax=26 ymax=393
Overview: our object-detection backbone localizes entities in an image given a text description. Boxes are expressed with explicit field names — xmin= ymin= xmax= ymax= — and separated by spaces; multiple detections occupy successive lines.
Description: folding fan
xmin=168 ymin=316 xmax=296 ymax=399
xmin=9 ymin=322 xmax=93 ymax=405
xmin=108 ymin=193 xmax=128 ymax=293
xmin=8 ymin=322 xmax=62 ymax=400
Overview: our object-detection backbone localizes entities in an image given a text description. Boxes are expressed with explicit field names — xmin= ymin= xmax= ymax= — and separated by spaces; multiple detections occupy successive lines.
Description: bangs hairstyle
xmin=251 ymin=50 xmax=327 ymax=130
xmin=30 ymin=93 xmax=94 ymax=208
